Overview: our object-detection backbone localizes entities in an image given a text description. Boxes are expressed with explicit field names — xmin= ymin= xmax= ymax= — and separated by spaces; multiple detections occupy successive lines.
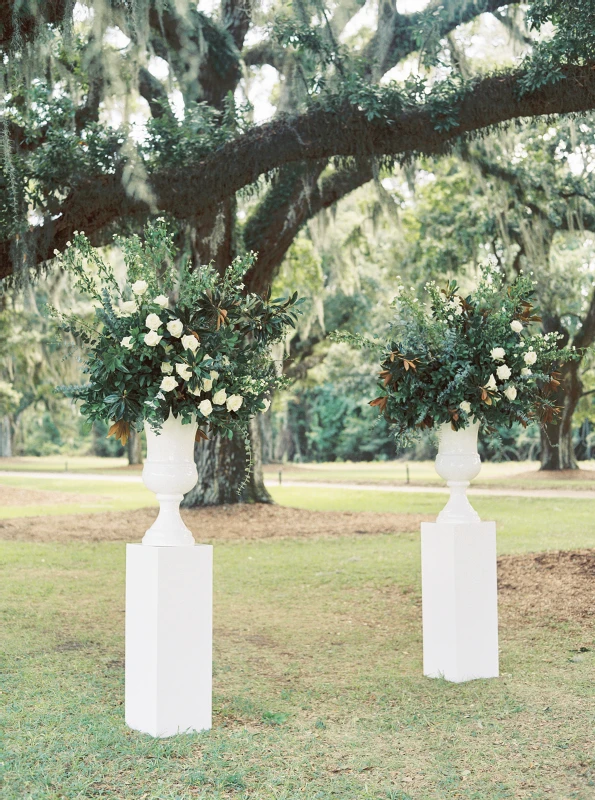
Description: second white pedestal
xmin=421 ymin=521 xmax=499 ymax=683
xmin=125 ymin=543 xmax=213 ymax=737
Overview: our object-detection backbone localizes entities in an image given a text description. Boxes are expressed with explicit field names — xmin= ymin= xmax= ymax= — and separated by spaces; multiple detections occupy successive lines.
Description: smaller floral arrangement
xmin=345 ymin=263 xmax=577 ymax=447
xmin=55 ymin=221 xmax=301 ymax=446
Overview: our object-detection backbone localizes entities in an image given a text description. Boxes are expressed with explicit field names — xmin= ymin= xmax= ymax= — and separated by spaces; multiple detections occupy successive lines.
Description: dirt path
xmin=0 ymin=503 xmax=430 ymax=544
xmin=2 ymin=471 xmax=595 ymax=499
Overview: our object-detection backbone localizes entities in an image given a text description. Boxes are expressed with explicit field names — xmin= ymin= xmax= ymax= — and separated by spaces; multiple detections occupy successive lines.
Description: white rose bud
xmin=496 ymin=364 xmax=512 ymax=381
xmin=521 ymin=367 xmax=532 ymax=376
xmin=524 ymin=350 xmax=537 ymax=365
xmin=181 ymin=334 xmax=199 ymax=353
xmin=120 ymin=300 xmax=137 ymax=316
xmin=504 ymin=385 xmax=517 ymax=401
xmin=261 ymin=398 xmax=271 ymax=412
xmin=175 ymin=363 xmax=192 ymax=381
xmin=226 ymin=394 xmax=243 ymax=413
xmin=131 ymin=280 xmax=148 ymax=296
xmin=510 ymin=320 xmax=523 ymax=333
xmin=167 ymin=319 xmax=184 ymax=338
xmin=144 ymin=330 xmax=162 ymax=347
xmin=189 ymin=385 xmax=202 ymax=397
xmin=198 ymin=399 xmax=213 ymax=417
xmin=460 ymin=401 xmax=471 ymax=414
xmin=145 ymin=313 xmax=162 ymax=331
xmin=120 ymin=336 xmax=133 ymax=350
xmin=160 ymin=376 xmax=178 ymax=392
xmin=161 ymin=362 xmax=173 ymax=374
xmin=210 ymin=370 xmax=219 ymax=380
xmin=201 ymin=378 xmax=213 ymax=392
xmin=490 ymin=347 xmax=505 ymax=362
xmin=485 ymin=374 xmax=497 ymax=391
xmin=153 ymin=295 xmax=169 ymax=308
xmin=212 ymin=389 xmax=227 ymax=405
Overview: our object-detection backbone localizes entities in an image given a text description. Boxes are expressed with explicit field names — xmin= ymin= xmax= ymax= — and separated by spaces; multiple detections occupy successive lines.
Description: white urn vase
xmin=141 ymin=412 xmax=198 ymax=546
xmin=434 ymin=421 xmax=481 ymax=524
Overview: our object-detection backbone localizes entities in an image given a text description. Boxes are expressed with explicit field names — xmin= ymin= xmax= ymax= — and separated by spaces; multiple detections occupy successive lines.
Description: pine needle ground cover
xmin=2 ymin=520 xmax=594 ymax=799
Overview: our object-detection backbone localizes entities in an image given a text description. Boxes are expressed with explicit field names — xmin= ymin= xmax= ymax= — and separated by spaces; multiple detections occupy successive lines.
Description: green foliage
xmin=55 ymin=221 xmax=302 ymax=443
xmin=352 ymin=262 xmax=578 ymax=448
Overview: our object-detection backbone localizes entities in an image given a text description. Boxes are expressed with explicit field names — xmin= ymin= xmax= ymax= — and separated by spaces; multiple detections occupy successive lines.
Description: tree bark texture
xmin=127 ymin=427 xmax=143 ymax=465
xmin=539 ymin=359 xmax=582 ymax=470
xmin=182 ymin=418 xmax=272 ymax=506
xmin=0 ymin=416 xmax=12 ymax=457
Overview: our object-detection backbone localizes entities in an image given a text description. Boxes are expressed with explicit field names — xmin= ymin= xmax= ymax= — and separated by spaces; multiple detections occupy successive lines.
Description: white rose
xmin=202 ymin=353 xmax=212 ymax=362
xmin=167 ymin=319 xmax=184 ymax=338
xmin=521 ymin=367 xmax=532 ymax=376
xmin=212 ymin=389 xmax=227 ymax=405
xmin=181 ymin=334 xmax=199 ymax=353
xmin=198 ymin=399 xmax=213 ymax=417
xmin=504 ymin=385 xmax=517 ymax=401
xmin=226 ymin=394 xmax=243 ymax=413
xmin=484 ymin=374 xmax=497 ymax=391
xmin=201 ymin=378 xmax=213 ymax=392
xmin=189 ymin=385 xmax=202 ymax=397
xmin=120 ymin=300 xmax=137 ymax=315
xmin=210 ymin=370 xmax=219 ymax=380
xmin=160 ymin=376 xmax=178 ymax=392
xmin=460 ymin=401 xmax=471 ymax=414
xmin=175 ymin=363 xmax=192 ymax=381
xmin=131 ymin=280 xmax=148 ymax=296
xmin=490 ymin=347 xmax=505 ymax=361
xmin=145 ymin=313 xmax=162 ymax=331
xmin=161 ymin=362 xmax=173 ymax=374
xmin=120 ymin=336 xmax=133 ymax=350
xmin=510 ymin=320 xmax=523 ymax=333
xmin=144 ymin=330 xmax=162 ymax=347
xmin=153 ymin=295 xmax=169 ymax=308
xmin=496 ymin=364 xmax=511 ymax=381
xmin=261 ymin=398 xmax=271 ymax=412
xmin=524 ymin=350 xmax=537 ymax=365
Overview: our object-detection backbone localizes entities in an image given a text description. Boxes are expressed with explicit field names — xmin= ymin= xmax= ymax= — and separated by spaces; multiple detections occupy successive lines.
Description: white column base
xmin=421 ymin=521 xmax=499 ymax=683
xmin=125 ymin=543 xmax=213 ymax=737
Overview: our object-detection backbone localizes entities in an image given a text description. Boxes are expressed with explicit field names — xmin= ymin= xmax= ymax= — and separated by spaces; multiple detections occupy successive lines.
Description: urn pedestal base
xmin=125 ymin=543 xmax=213 ymax=737
xmin=421 ymin=522 xmax=499 ymax=683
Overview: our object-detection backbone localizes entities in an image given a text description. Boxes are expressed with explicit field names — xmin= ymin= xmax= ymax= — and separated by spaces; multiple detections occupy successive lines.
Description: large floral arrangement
xmin=354 ymin=263 xmax=577 ymax=447
xmin=55 ymin=221 xmax=301 ymax=445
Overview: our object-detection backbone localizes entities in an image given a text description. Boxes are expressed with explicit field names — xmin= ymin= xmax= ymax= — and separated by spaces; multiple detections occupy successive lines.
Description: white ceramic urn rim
xmin=434 ymin=420 xmax=481 ymax=524
xmin=141 ymin=411 xmax=198 ymax=546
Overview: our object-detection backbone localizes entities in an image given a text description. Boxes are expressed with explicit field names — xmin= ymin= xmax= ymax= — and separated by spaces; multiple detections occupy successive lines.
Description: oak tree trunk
xmin=127 ymin=427 xmax=143 ymax=465
xmin=0 ymin=415 xmax=12 ymax=457
xmin=540 ymin=359 xmax=581 ymax=470
xmin=181 ymin=418 xmax=272 ymax=506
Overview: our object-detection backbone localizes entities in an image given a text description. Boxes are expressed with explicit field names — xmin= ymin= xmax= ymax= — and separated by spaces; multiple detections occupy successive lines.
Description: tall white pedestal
xmin=125 ymin=543 xmax=213 ymax=737
xmin=421 ymin=522 xmax=499 ymax=683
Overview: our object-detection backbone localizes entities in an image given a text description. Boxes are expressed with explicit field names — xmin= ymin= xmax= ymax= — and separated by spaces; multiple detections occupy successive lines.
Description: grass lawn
xmin=1 ymin=470 xmax=594 ymax=798
xmin=2 ymin=533 xmax=594 ymax=800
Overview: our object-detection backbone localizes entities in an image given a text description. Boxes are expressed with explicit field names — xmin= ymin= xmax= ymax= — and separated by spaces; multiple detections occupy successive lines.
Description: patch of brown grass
xmin=0 ymin=503 xmax=430 ymax=544
xmin=0 ymin=484 xmax=101 ymax=507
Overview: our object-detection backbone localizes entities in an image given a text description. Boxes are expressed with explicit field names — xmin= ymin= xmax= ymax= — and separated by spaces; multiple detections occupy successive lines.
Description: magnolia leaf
xmin=369 ymin=396 xmax=388 ymax=412
xmin=107 ymin=419 xmax=130 ymax=445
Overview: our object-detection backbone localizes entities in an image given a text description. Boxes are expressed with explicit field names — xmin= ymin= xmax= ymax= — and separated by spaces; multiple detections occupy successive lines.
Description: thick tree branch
xmin=138 ymin=66 xmax=172 ymax=119
xmin=364 ymin=0 xmax=519 ymax=79
xmin=244 ymin=160 xmax=373 ymax=292
xmin=4 ymin=63 xmax=595 ymax=279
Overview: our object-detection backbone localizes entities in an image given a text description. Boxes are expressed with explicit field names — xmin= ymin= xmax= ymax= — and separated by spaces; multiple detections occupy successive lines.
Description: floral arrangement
xmin=55 ymin=221 xmax=301 ymax=446
xmin=346 ymin=263 xmax=577 ymax=447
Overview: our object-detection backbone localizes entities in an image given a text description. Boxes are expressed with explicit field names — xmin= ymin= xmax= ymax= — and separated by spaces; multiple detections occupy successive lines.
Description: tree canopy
xmin=3 ymin=0 xmax=595 ymax=291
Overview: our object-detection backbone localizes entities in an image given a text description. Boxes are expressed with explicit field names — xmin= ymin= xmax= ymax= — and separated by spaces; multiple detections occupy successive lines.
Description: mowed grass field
xmin=1 ymin=461 xmax=594 ymax=798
